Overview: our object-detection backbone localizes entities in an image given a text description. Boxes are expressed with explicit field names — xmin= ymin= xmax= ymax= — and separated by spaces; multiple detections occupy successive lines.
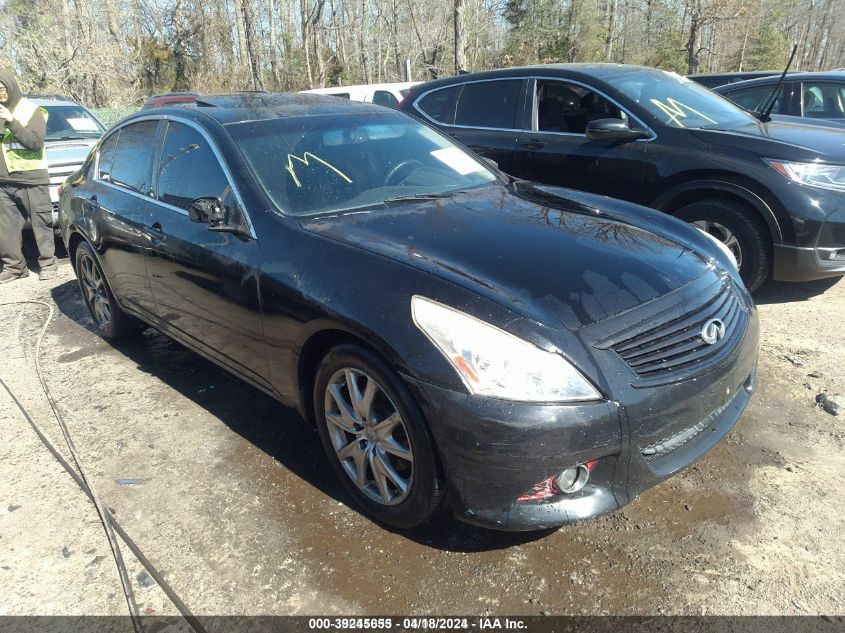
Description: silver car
xmin=29 ymin=97 xmax=106 ymax=230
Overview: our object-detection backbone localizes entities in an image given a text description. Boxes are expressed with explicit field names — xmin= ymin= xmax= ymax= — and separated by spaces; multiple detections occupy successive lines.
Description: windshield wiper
xmin=46 ymin=135 xmax=94 ymax=141
xmin=757 ymin=43 xmax=798 ymax=123
xmin=382 ymin=191 xmax=458 ymax=204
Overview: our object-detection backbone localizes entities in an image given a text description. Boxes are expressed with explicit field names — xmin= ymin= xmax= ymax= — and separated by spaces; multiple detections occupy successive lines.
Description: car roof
xmin=690 ymin=71 xmax=783 ymax=79
xmin=304 ymin=81 xmax=420 ymax=93
xmin=716 ymin=71 xmax=845 ymax=91
xmin=404 ymin=63 xmax=683 ymax=93
xmin=120 ymin=92 xmax=396 ymax=127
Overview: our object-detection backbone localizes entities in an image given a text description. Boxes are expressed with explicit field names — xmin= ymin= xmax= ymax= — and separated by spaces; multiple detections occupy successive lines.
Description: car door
xmin=143 ymin=119 xmax=270 ymax=388
xmin=88 ymin=119 xmax=160 ymax=317
xmin=414 ymin=79 xmax=526 ymax=175
xmin=511 ymin=78 xmax=650 ymax=201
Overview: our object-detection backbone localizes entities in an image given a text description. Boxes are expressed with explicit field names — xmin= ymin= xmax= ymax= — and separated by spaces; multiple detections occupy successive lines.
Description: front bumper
xmin=402 ymin=278 xmax=759 ymax=531
xmin=773 ymin=244 xmax=845 ymax=282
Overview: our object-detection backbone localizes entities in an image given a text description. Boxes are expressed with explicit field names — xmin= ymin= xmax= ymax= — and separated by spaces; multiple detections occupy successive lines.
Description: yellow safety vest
xmin=1 ymin=98 xmax=49 ymax=173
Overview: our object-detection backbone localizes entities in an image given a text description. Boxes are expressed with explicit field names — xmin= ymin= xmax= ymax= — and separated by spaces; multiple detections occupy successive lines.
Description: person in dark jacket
xmin=0 ymin=68 xmax=56 ymax=283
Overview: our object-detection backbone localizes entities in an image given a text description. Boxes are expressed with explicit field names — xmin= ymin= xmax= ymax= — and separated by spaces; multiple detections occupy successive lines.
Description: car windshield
xmin=227 ymin=111 xmax=497 ymax=217
xmin=605 ymin=70 xmax=758 ymax=130
xmin=42 ymin=105 xmax=105 ymax=140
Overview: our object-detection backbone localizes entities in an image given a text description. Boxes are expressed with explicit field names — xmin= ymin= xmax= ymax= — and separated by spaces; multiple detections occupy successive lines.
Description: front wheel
xmin=675 ymin=199 xmax=771 ymax=291
xmin=313 ymin=343 xmax=446 ymax=528
xmin=74 ymin=241 xmax=144 ymax=341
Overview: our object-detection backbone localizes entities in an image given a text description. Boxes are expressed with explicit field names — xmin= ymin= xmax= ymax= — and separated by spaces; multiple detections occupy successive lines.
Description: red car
xmin=141 ymin=92 xmax=200 ymax=109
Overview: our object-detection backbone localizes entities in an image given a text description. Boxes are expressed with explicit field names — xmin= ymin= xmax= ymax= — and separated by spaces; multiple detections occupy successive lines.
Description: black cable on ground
xmin=0 ymin=300 xmax=208 ymax=633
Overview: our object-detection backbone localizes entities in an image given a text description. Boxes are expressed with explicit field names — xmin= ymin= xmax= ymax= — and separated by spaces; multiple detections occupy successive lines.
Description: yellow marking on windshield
xmin=285 ymin=152 xmax=352 ymax=188
xmin=649 ymin=98 xmax=718 ymax=128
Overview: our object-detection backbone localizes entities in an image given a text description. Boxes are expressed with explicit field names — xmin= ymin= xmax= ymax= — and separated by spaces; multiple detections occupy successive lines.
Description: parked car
xmin=301 ymin=81 xmax=420 ymax=108
xmin=28 ymin=97 xmax=107 ymax=230
xmin=688 ymin=71 xmax=787 ymax=89
xmin=141 ymin=91 xmax=201 ymax=109
xmin=398 ymin=64 xmax=845 ymax=291
xmin=714 ymin=71 xmax=845 ymax=123
xmin=59 ymin=93 xmax=757 ymax=531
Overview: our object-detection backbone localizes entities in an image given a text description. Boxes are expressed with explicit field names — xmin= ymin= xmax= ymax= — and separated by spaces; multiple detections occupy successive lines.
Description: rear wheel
xmin=313 ymin=343 xmax=446 ymax=528
xmin=75 ymin=241 xmax=144 ymax=341
xmin=675 ymin=199 xmax=770 ymax=291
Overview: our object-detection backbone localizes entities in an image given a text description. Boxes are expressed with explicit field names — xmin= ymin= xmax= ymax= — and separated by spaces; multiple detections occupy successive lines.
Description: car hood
xmin=299 ymin=183 xmax=715 ymax=330
xmin=44 ymin=138 xmax=98 ymax=167
xmin=692 ymin=120 xmax=845 ymax=162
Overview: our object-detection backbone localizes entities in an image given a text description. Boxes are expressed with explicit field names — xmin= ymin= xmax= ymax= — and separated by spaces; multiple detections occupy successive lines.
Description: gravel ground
xmin=0 ymin=247 xmax=843 ymax=618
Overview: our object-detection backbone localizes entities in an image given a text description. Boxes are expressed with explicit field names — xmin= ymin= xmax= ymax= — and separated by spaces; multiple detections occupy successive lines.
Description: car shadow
xmin=752 ymin=276 xmax=841 ymax=305
xmin=48 ymin=279 xmax=551 ymax=553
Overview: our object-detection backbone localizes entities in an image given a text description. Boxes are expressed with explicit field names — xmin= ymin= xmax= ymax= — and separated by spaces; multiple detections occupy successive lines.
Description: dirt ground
xmin=1 ymin=243 xmax=844 ymax=619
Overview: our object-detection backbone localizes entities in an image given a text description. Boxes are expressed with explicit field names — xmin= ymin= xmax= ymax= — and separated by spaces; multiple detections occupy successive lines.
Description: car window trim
xmin=412 ymin=77 xmax=527 ymax=132
xmin=528 ymin=76 xmax=657 ymax=141
xmin=94 ymin=114 xmax=257 ymax=239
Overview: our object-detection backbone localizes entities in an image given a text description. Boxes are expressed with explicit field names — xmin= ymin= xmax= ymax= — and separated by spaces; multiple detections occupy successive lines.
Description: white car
xmin=300 ymin=82 xmax=419 ymax=108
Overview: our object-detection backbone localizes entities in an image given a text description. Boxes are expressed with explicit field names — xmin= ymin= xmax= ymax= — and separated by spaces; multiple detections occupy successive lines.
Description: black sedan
xmin=397 ymin=64 xmax=845 ymax=291
xmin=714 ymin=71 xmax=845 ymax=124
xmin=59 ymin=94 xmax=758 ymax=531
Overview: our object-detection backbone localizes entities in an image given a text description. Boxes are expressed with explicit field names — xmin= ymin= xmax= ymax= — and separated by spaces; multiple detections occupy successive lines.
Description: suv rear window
xmin=455 ymin=80 xmax=522 ymax=129
xmin=416 ymin=85 xmax=461 ymax=124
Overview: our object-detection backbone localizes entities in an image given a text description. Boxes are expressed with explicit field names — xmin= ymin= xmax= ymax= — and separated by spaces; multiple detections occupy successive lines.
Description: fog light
xmin=554 ymin=465 xmax=590 ymax=494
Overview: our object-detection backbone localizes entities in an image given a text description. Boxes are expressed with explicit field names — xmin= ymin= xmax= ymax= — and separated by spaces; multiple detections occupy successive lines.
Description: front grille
xmin=612 ymin=282 xmax=746 ymax=378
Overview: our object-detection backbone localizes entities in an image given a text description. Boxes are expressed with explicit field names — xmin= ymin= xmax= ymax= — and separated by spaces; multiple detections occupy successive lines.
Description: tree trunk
xmin=686 ymin=1 xmax=701 ymax=75
xmin=604 ymin=0 xmax=617 ymax=61
xmin=268 ymin=0 xmax=281 ymax=87
xmin=392 ymin=0 xmax=403 ymax=80
xmin=240 ymin=0 xmax=264 ymax=90
xmin=454 ymin=0 xmax=466 ymax=73
xmin=233 ymin=0 xmax=249 ymax=66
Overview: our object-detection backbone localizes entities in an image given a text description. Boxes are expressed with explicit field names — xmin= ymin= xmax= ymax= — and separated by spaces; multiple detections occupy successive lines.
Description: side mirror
xmin=188 ymin=197 xmax=227 ymax=227
xmin=585 ymin=118 xmax=648 ymax=142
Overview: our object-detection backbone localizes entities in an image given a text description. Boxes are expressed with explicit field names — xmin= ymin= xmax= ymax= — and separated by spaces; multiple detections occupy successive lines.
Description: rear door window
xmin=97 ymin=131 xmax=120 ymax=181
xmin=416 ymin=85 xmax=461 ymax=124
xmin=372 ymin=90 xmax=399 ymax=108
xmin=156 ymin=121 xmax=232 ymax=211
xmin=109 ymin=120 xmax=159 ymax=194
xmin=454 ymin=80 xmax=522 ymax=129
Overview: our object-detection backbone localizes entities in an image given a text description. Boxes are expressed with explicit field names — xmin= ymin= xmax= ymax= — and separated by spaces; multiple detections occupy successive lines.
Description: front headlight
xmin=767 ymin=160 xmax=845 ymax=192
xmin=411 ymin=296 xmax=601 ymax=402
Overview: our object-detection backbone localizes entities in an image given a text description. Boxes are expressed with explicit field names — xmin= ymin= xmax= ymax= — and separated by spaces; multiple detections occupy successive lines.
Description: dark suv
xmin=398 ymin=64 xmax=845 ymax=290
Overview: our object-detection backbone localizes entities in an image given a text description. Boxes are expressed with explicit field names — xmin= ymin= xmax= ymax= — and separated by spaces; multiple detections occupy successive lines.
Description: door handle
xmin=144 ymin=221 xmax=164 ymax=245
xmin=518 ymin=140 xmax=546 ymax=150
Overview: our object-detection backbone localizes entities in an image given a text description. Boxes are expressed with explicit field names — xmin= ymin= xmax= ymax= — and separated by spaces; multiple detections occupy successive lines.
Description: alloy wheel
xmin=323 ymin=368 xmax=414 ymax=506
xmin=692 ymin=219 xmax=744 ymax=269
xmin=79 ymin=253 xmax=111 ymax=328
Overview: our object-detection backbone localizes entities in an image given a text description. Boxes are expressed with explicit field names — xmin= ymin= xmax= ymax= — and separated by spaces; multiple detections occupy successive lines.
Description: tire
xmin=675 ymin=199 xmax=771 ymax=292
xmin=74 ymin=241 xmax=144 ymax=341
xmin=313 ymin=343 xmax=446 ymax=529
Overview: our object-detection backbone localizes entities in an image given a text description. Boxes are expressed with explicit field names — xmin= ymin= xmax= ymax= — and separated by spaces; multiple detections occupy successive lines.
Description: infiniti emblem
xmin=701 ymin=318 xmax=726 ymax=345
